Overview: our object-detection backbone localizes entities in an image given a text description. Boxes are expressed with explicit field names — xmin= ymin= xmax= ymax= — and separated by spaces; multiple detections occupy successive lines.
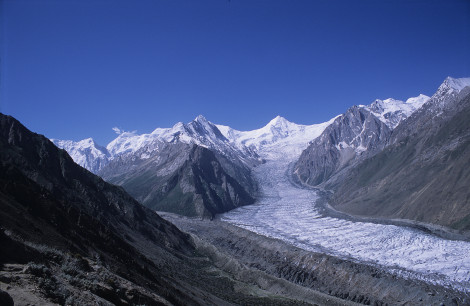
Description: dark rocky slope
xmin=99 ymin=141 xmax=255 ymax=218
xmin=293 ymin=106 xmax=390 ymax=186
xmin=0 ymin=113 xmax=308 ymax=305
xmin=0 ymin=114 xmax=195 ymax=304
xmin=330 ymin=86 xmax=470 ymax=231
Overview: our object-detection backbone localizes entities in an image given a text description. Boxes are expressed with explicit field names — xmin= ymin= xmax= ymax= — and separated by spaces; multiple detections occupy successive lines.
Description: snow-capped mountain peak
xmin=405 ymin=94 xmax=430 ymax=105
xmin=194 ymin=114 xmax=209 ymax=123
xmin=217 ymin=115 xmax=336 ymax=159
xmin=433 ymin=77 xmax=470 ymax=100
xmin=52 ymin=137 xmax=107 ymax=155
xmin=102 ymin=115 xmax=254 ymax=167
xmin=150 ymin=115 xmax=219 ymax=140
xmin=362 ymin=93 xmax=429 ymax=129
xmin=441 ymin=76 xmax=470 ymax=92
xmin=430 ymin=77 xmax=470 ymax=110
xmin=262 ymin=115 xmax=295 ymax=136
xmin=267 ymin=115 xmax=289 ymax=126
xmin=187 ymin=115 xmax=227 ymax=140
xmin=51 ymin=137 xmax=110 ymax=173
xmin=79 ymin=137 xmax=95 ymax=146
xmin=152 ymin=122 xmax=183 ymax=135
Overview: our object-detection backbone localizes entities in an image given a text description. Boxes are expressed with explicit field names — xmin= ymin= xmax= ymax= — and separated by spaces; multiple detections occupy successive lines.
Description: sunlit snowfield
xmin=221 ymin=156 xmax=470 ymax=292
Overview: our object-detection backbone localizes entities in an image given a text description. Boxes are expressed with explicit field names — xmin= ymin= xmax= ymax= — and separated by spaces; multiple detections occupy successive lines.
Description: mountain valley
xmin=4 ymin=77 xmax=470 ymax=305
xmin=0 ymin=113 xmax=347 ymax=305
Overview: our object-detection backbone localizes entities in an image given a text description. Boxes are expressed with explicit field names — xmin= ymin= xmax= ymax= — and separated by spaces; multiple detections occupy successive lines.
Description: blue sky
xmin=1 ymin=0 xmax=470 ymax=145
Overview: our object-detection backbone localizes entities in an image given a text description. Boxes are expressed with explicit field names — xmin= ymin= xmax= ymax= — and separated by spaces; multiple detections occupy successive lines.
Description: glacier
xmin=51 ymin=77 xmax=470 ymax=292
xmin=221 ymin=136 xmax=470 ymax=293
xmin=221 ymin=79 xmax=470 ymax=292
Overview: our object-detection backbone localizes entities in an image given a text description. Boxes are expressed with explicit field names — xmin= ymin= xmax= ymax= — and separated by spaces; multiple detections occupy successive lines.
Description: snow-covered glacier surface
xmin=221 ymin=156 xmax=470 ymax=292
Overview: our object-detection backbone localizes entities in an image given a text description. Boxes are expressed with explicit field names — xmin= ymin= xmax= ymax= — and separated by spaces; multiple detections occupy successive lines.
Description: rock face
xmin=330 ymin=82 xmax=470 ymax=231
xmin=0 ymin=113 xmax=196 ymax=303
xmin=100 ymin=141 xmax=255 ymax=218
xmin=292 ymin=77 xmax=470 ymax=231
xmin=54 ymin=115 xmax=258 ymax=218
xmin=0 ymin=114 xmax=188 ymax=251
xmin=293 ymin=106 xmax=391 ymax=186
xmin=292 ymin=92 xmax=429 ymax=188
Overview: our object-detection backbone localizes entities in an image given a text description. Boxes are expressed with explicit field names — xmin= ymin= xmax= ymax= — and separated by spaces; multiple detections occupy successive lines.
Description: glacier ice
xmin=221 ymin=155 xmax=470 ymax=292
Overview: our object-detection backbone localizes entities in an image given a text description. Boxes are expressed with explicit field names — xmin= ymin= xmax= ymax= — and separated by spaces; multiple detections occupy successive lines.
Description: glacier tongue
xmin=221 ymin=156 xmax=470 ymax=292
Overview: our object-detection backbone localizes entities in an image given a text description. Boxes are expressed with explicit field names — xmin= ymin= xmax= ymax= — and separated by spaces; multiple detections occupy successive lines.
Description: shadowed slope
xmin=331 ymin=88 xmax=470 ymax=231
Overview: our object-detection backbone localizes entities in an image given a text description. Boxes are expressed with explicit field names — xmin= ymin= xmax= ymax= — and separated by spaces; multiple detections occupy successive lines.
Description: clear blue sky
xmin=1 ymin=0 xmax=470 ymax=145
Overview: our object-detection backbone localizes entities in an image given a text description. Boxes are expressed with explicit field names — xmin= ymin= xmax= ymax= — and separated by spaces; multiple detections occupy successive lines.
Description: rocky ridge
xmin=329 ymin=80 xmax=470 ymax=230
xmin=293 ymin=77 xmax=469 ymax=190
xmin=55 ymin=116 xmax=260 ymax=218
xmin=100 ymin=141 xmax=255 ymax=218
xmin=293 ymin=106 xmax=391 ymax=186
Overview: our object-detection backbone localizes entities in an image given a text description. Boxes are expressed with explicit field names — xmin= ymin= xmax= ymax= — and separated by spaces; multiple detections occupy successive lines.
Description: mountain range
xmin=3 ymin=113 xmax=340 ymax=305
xmin=329 ymin=78 xmax=470 ymax=230
xmin=53 ymin=77 xmax=470 ymax=228
xmin=3 ymin=76 xmax=470 ymax=305
xmin=0 ymin=114 xmax=203 ymax=304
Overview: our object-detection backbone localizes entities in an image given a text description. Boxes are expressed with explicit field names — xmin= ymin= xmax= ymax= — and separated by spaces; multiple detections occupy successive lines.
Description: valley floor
xmin=219 ymin=158 xmax=470 ymax=292
xmin=162 ymin=212 xmax=469 ymax=305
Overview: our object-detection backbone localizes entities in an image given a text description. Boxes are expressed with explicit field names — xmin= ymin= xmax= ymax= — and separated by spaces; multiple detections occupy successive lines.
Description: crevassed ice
xmin=221 ymin=156 xmax=470 ymax=292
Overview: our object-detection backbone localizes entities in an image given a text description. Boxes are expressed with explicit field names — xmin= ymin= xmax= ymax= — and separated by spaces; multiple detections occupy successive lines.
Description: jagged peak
xmin=440 ymin=77 xmax=470 ymax=92
xmin=194 ymin=114 xmax=209 ymax=123
xmin=52 ymin=137 xmax=100 ymax=148
xmin=267 ymin=115 xmax=292 ymax=127
xmin=189 ymin=115 xmax=217 ymax=129
xmin=172 ymin=121 xmax=185 ymax=130
xmin=369 ymin=94 xmax=430 ymax=108
xmin=366 ymin=99 xmax=399 ymax=111
xmin=369 ymin=98 xmax=407 ymax=107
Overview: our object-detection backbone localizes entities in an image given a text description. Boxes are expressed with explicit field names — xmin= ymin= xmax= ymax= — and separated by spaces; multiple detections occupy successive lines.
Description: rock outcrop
xmin=293 ymin=106 xmax=390 ymax=186
xmin=100 ymin=141 xmax=255 ymax=218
